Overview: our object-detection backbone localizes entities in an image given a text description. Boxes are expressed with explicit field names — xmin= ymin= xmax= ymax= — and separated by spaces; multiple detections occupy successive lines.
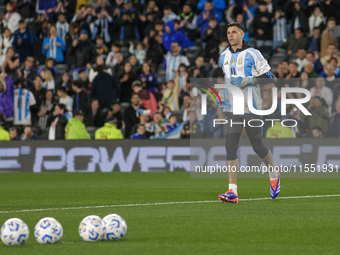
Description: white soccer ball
xmin=34 ymin=217 xmax=63 ymax=244
xmin=0 ymin=218 xmax=29 ymax=245
xmin=103 ymin=214 xmax=127 ymax=240
xmin=79 ymin=215 xmax=104 ymax=242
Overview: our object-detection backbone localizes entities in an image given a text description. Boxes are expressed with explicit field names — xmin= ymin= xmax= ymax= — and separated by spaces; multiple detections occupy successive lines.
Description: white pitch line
xmin=0 ymin=194 xmax=340 ymax=214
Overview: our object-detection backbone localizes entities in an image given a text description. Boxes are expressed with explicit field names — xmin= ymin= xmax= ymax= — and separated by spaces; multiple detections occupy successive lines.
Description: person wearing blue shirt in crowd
xmin=12 ymin=19 xmax=34 ymax=62
xmin=130 ymin=124 xmax=147 ymax=139
xmin=162 ymin=20 xmax=190 ymax=52
xmin=197 ymin=0 xmax=225 ymax=23
xmin=196 ymin=1 xmax=219 ymax=38
xmin=42 ymin=25 xmax=66 ymax=63
xmin=163 ymin=114 xmax=179 ymax=133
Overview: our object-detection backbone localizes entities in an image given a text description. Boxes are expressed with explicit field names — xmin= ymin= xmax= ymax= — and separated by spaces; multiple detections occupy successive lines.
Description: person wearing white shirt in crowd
xmin=310 ymin=77 xmax=333 ymax=114
xmin=2 ymin=2 xmax=21 ymax=33
xmin=0 ymin=28 xmax=13 ymax=67
xmin=294 ymin=49 xmax=309 ymax=72
xmin=14 ymin=83 xmax=36 ymax=126
xmin=308 ymin=5 xmax=324 ymax=37
xmin=57 ymin=86 xmax=73 ymax=113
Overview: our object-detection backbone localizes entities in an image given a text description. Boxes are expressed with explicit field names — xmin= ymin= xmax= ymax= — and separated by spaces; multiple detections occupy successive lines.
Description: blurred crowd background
xmin=0 ymin=0 xmax=339 ymax=141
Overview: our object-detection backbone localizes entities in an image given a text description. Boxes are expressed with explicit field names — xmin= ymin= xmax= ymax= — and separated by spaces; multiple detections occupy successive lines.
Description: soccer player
xmin=217 ymin=23 xmax=280 ymax=203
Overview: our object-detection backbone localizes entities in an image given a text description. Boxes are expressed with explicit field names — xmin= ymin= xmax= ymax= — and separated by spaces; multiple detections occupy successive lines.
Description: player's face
xmin=227 ymin=27 xmax=244 ymax=46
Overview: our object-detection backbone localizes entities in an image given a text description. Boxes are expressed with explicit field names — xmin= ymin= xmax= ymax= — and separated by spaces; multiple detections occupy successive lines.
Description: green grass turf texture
xmin=0 ymin=172 xmax=339 ymax=255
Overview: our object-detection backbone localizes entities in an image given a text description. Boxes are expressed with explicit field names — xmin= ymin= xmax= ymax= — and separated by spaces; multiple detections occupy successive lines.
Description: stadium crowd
xmin=0 ymin=0 xmax=339 ymax=141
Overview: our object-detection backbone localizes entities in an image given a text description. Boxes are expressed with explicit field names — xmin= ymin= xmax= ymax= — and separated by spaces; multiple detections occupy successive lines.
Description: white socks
xmin=269 ymin=170 xmax=279 ymax=180
xmin=229 ymin=184 xmax=238 ymax=194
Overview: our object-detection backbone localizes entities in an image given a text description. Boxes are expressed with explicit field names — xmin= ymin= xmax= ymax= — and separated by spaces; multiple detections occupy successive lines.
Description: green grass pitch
xmin=0 ymin=172 xmax=340 ymax=255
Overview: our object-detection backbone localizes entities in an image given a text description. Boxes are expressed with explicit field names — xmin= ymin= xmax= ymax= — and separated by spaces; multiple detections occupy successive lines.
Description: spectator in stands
xmin=196 ymin=0 xmax=219 ymax=38
xmin=118 ymin=0 xmax=140 ymax=44
xmin=178 ymin=3 xmax=197 ymax=41
xmin=265 ymin=121 xmax=294 ymax=138
xmin=119 ymin=62 xmax=137 ymax=103
xmin=161 ymin=79 xmax=180 ymax=111
xmin=277 ymin=28 xmax=309 ymax=55
xmin=94 ymin=36 xmax=108 ymax=57
xmin=42 ymin=25 xmax=66 ymax=63
xmin=58 ymin=72 xmax=73 ymax=96
xmin=20 ymin=125 xmax=36 ymax=140
xmin=78 ymin=69 xmax=91 ymax=92
xmin=3 ymin=2 xmax=21 ymax=33
xmin=112 ymin=52 xmax=125 ymax=78
xmin=181 ymin=111 xmax=203 ymax=139
xmin=130 ymin=124 xmax=147 ymax=139
xmin=162 ymin=5 xmax=178 ymax=23
xmin=57 ymin=86 xmax=73 ymax=113
xmin=286 ymin=62 xmax=300 ymax=79
xmin=91 ymin=65 xmax=120 ymax=110
xmin=129 ymin=41 xmax=146 ymax=65
xmin=94 ymin=8 xmax=113 ymax=44
xmin=197 ymin=0 xmax=225 ymax=22
xmin=308 ymin=5 xmax=324 ymax=37
xmin=13 ymin=81 xmax=36 ymax=127
xmin=306 ymin=51 xmax=323 ymax=74
xmin=189 ymin=56 xmax=208 ymax=79
xmin=320 ymin=44 xmax=340 ymax=66
xmin=308 ymin=27 xmax=321 ymax=52
xmin=181 ymin=94 xmax=191 ymax=123
xmin=132 ymin=80 xmax=157 ymax=118
xmin=65 ymin=110 xmax=91 ymax=140
xmin=38 ymin=58 xmax=57 ymax=77
xmin=109 ymin=102 xmax=123 ymax=129
xmin=162 ymin=20 xmax=190 ymax=53
xmin=72 ymin=80 xmax=91 ymax=126
xmin=17 ymin=0 xmax=35 ymax=20
xmin=253 ymin=1 xmax=273 ymax=49
xmin=56 ymin=13 xmax=69 ymax=43
xmin=47 ymin=103 xmax=68 ymax=140
xmin=327 ymin=100 xmax=340 ymax=137
xmin=311 ymin=77 xmax=333 ymax=111
xmin=95 ymin=117 xmax=123 ymax=140
xmin=106 ymin=43 xmax=121 ymax=68
xmin=156 ymin=114 xmax=179 ymax=136
xmin=0 ymin=119 xmax=10 ymax=141
xmin=304 ymin=62 xmax=319 ymax=78
xmin=2 ymin=47 xmax=20 ymax=79
xmin=0 ymin=28 xmax=13 ymax=68
xmin=274 ymin=63 xmax=287 ymax=79
xmin=40 ymin=69 xmax=55 ymax=91
xmin=321 ymin=17 xmax=338 ymax=58
xmin=13 ymin=56 xmax=37 ymax=90
xmin=30 ymin=75 xmax=46 ymax=126
xmin=202 ymin=18 xmax=220 ymax=63
xmin=139 ymin=62 xmax=159 ymax=93
xmin=305 ymin=96 xmax=329 ymax=136
xmin=160 ymin=42 xmax=190 ymax=82
xmin=123 ymin=93 xmax=144 ymax=139
xmin=89 ymin=55 xmax=112 ymax=83
xmin=9 ymin=127 xmax=19 ymax=140
xmin=128 ymin=55 xmax=142 ymax=74
xmin=146 ymin=30 xmax=164 ymax=70
xmin=287 ymin=0 xmax=310 ymax=36
xmin=65 ymin=22 xmax=79 ymax=67
xmin=311 ymin=126 xmax=323 ymax=138
xmin=12 ymin=19 xmax=34 ymax=63
xmin=272 ymin=6 xmax=287 ymax=50
xmin=294 ymin=49 xmax=308 ymax=72
xmin=37 ymin=90 xmax=54 ymax=130
xmin=71 ymin=5 xmax=92 ymax=39
xmin=69 ymin=29 xmax=97 ymax=80
xmin=0 ymin=73 xmax=14 ymax=124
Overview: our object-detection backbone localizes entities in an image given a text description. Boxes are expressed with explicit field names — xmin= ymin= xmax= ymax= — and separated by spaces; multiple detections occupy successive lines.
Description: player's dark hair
xmin=57 ymin=86 xmax=67 ymax=93
xmin=78 ymin=68 xmax=86 ymax=74
xmin=56 ymin=103 xmax=66 ymax=112
xmin=164 ymin=5 xmax=172 ymax=10
xmin=33 ymin=74 xmax=43 ymax=81
xmin=227 ymin=22 xmax=245 ymax=33
xmin=306 ymin=51 xmax=315 ymax=57
xmin=328 ymin=17 xmax=336 ymax=23
xmin=311 ymin=126 xmax=322 ymax=132
xmin=289 ymin=61 xmax=298 ymax=67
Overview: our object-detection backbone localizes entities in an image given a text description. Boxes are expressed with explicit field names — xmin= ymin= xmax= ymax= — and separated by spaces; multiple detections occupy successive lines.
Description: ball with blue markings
xmin=103 ymin=214 xmax=127 ymax=240
xmin=79 ymin=215 xmax=104 ymax=242
xmin=0 ymin=218 xmax=29 ymax=245
xmin=34 ymin=217 xmax=63 ymax=244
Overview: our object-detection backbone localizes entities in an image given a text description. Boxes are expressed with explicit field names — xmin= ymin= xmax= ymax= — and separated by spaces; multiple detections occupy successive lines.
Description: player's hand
xmin=230 ymin=76 xmax=254 ymax=89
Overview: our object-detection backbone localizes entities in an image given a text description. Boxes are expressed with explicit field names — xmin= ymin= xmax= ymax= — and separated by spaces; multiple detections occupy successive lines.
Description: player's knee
xmin=252 ymin=143 xmax=269 ymax=158
xmin=225 ymin=144 xmax=238 ymax=160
